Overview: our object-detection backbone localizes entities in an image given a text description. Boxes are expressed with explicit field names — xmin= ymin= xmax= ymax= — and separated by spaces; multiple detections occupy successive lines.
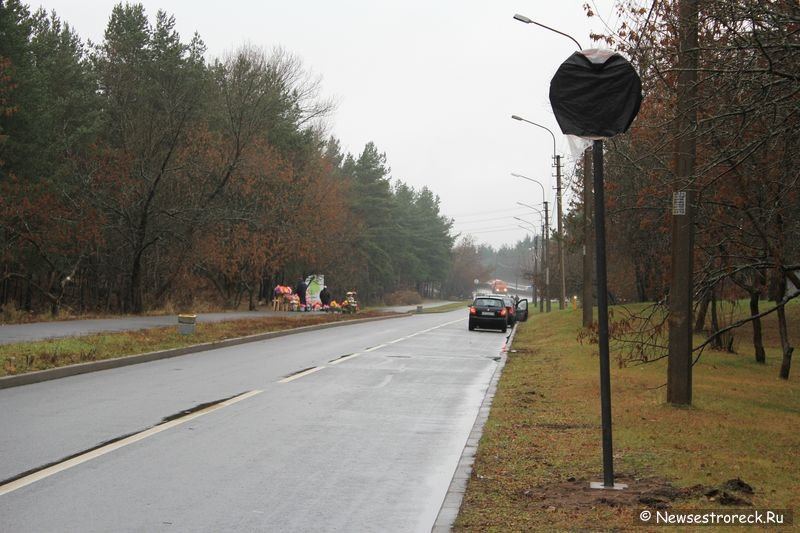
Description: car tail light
xmin=469 ymin=306 xmax=476 ymax=315
xmin=500 ymin=308 xmax=507 ymax=316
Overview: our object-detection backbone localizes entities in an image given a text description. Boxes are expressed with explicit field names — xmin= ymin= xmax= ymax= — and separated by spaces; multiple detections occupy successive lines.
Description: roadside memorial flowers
xmin=341 ymin=291 xmax=359 ymax=314
xmin=272 ymin=285 xmax=294 ymax=311
xmin=272 ymin=282 xmax=359 ymax=313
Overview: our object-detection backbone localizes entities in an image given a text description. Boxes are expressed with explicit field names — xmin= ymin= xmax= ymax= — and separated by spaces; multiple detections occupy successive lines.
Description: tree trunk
xmin=776 ymin=276 xmax=794 ymax=379
xmin=24 ymin=274 xmax=32 ymax=312
xmin=635 ymin=265 xmax=648 ymax=302
xmin=694 ymin=288 xmax=710 ymax=333
xmin=750 ymin=289 xmax=766 ymax=363
xmin=778 ymin=303 xmax=793 ymax=379
xmin=710 ymin=289 xmax=722 ymax=350
xmin=130 ymin=251 xmax=144 ymax=314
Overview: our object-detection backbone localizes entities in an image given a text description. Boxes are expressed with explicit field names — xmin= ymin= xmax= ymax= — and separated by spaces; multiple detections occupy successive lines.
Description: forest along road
xmin=0 ymin=308 xmax=508 ymax=532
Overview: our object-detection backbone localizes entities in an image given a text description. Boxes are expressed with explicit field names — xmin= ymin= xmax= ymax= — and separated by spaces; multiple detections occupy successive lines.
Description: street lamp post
xmin=512 ymin=173 xmax=551 ymax=312
xmin=511 ymin=115 xmax=566 ymax=310
xmin=514 ymin=212 xmax=549 ymax=313
xmin=515 ymin=224 xmax=540 ymax=309
xmin=528 ymin=246 xmax=537 ymax=306
xmin=516 ymin=202 xmax=545 ymax=311
xmin=516 ymin=11 xmax=640 ymax=491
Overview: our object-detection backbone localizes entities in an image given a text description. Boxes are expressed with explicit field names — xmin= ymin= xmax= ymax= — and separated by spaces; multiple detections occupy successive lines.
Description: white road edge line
xmin=0 ymin=389 xmax=264 ymax=497
xmin=278 ymin=366 xmax=324 ymax=383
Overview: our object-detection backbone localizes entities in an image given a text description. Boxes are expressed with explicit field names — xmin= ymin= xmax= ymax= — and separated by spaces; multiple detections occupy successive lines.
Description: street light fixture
xmin=513 ymin=215 xmax=537 ymax=228
xmin=511 ymin=116 xmax=566 ymax=310
xmin=511 ymin=172 xmax=547 ymax=200
xmin=512 ymin=13 xmax=583 ymax=51
xmin=516 ymin=201 xmax=543 ymax=217
xmin=511 ymin=115 xmax=557 ymax=158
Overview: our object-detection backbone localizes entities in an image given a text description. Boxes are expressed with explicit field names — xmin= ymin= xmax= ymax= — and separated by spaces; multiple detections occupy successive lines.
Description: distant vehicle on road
xmin=499 ymin=295 xmax=518 ymax=327
xmin=469 ymin=295 xmax=508 ymax=332
xmin=491 ymin=279 xmax=509 ymax=294
xmin=468 ymin=295 xmax=529 ymax=332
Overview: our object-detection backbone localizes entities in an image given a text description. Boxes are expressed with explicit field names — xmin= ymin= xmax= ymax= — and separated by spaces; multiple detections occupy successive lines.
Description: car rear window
xmin=475 ymin=298 xmax=503 ymax=308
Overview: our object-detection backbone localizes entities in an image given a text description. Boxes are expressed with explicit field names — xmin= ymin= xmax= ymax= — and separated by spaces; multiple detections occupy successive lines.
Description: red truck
xmin=491 ymin=279 xmax=509 ymax=294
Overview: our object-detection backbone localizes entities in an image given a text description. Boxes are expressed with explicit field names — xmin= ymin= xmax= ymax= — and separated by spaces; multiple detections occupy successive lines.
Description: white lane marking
xmin=0 ymin=390 xmax=263 ymax=497
xmin=277 ymin=366 xmax=324 ymax=383
xmin=363 ymin=344 xmax=387 ymax=352
xmin=281 ymin=317 xmax=464 ymax=381
xmin=329 ymin=353 xmax=361 ymax=365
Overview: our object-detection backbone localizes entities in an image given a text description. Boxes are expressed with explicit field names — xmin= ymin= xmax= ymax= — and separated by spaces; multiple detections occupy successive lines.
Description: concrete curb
xmin=432 ymin=323 xmax=519 ymax=532
xmin=0 ymin=313 xmax=409 ymax=390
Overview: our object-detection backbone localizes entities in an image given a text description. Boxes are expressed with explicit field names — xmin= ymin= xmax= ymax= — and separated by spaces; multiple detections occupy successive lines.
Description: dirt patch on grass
xmin=517 ymin=475 xmax=755 ymax=512
xmin=520 ymin=475 xmax=674 ymax=510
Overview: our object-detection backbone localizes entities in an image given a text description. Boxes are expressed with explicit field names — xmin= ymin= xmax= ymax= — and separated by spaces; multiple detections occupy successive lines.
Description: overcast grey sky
xmin=33 ymin=0 xmax=624 ymax=249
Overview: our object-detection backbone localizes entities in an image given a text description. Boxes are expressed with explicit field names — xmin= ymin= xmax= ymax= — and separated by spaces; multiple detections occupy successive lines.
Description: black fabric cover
xmin=549 ymin=50 xmax=642 ymax=138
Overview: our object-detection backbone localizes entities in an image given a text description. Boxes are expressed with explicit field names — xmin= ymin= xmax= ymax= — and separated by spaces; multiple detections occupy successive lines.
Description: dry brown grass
xmin=383 ymin=290 xmax=424 ymax=306
xmin=455 ymin=302 xmax=799 ymax=532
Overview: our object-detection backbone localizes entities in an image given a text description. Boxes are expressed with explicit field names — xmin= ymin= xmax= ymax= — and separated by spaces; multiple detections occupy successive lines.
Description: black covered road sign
xmin=549 ymin=49 xmax=642 ymax=138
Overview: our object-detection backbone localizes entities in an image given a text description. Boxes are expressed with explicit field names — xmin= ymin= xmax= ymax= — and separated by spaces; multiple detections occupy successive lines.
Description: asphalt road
xmin=0 ymin=308 xmax=508 ymax=532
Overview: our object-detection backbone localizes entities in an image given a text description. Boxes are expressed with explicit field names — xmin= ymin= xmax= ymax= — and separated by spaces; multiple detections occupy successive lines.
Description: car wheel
xmin=501 ymin=324 xmax=507 ymax=333
xmin=468 ymin=320 xmax=476 ymax=331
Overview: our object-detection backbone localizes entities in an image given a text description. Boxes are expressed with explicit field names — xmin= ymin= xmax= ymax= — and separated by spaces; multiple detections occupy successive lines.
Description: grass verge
xmin=0 ymin=311 xmax=390 ymax=377
xmin=455 ymin=303 xmax=799 ymax=531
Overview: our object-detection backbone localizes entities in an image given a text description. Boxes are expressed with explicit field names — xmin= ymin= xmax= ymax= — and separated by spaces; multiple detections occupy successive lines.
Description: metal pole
xmin=592 ymin=140 xmax=615 ymax=488
xmin=539 ymin=227 xmax=545 ymax=312
xmin=544 ymin=201 xmax=551 ymax=312
xmin=556 ymin=154 xmax=566 ymax=310
xmin=510 ymin=118 xmax=563 ymax=311
xmin=531 ymin=241 xmax=538 ymax=307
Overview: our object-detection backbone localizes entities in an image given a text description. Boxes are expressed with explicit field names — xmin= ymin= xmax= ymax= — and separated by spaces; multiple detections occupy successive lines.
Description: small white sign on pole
xmin=672 ymin=191 xmax=687 ymax=216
